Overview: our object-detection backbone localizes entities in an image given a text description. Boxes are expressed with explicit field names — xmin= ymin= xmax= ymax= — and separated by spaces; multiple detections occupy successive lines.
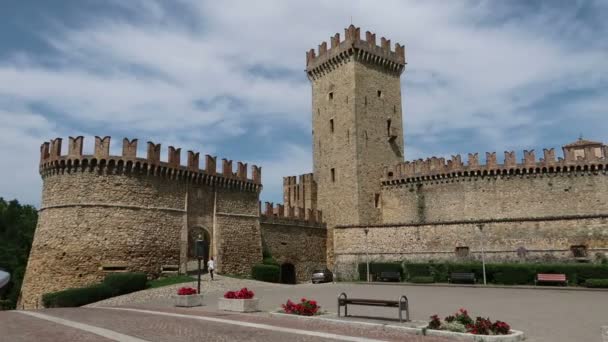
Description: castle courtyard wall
xmin=334 ymin=216 xmax=608 ymax=280
xmin=260 ymin=217 xmax=326 ymax=282
xmin=382 ymin=172 xmax=608 ymax=224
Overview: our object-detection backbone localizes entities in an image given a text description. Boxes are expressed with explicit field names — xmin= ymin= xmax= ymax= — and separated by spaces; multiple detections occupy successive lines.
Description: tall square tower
xmin=306 ymin=25 xmax=406 ymax=265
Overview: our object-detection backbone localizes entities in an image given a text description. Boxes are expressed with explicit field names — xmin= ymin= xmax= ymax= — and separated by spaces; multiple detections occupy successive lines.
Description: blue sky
xmin=0 ymin=0 xmax=607 ymax=206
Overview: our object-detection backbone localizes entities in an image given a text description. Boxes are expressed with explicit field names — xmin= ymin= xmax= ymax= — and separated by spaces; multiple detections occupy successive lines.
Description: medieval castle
xmin=19 ymin=25 xmax=608 ymax=308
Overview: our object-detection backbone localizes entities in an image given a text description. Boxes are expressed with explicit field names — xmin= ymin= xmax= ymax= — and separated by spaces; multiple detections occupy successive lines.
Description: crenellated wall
xmin=282 ymin=173 xmax=317 ymax=211
xmin=20 ymin=136 xmax=263 ymax=309
xmin=259 ymin=202 xmax=326 ymax=282
xmin=381 ymin=147 xmax=608 ymax=224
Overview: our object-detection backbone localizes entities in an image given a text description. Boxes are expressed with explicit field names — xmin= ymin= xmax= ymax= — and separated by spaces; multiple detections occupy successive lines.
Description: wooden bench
xmin=448 ymin=272 xmax=476 ymax=284
xmin=378 ymin=271 xmax=401 ymax=282
xmin=337 ymin=292 xmax=410 ymax=322
xmin=535 ymin=273 xmax=567 ymax=286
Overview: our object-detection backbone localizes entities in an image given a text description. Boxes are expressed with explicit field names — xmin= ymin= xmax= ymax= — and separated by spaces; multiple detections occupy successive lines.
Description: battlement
xmin=283 ymin=173 xmax=317 ymax=210
xmin=259 ymin=201 xmax=324 ymax=227
xmin=306 ymin=25 xmax=406 ymax=80
xmin=39 ymin=136 xmax=262 ymax=191
xmin=383 ymin=146 xmax=608 ymax=185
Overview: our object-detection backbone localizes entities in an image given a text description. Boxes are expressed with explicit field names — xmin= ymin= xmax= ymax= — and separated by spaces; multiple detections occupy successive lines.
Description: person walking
xmin=207 ymin=257 xmax=215 ymax=280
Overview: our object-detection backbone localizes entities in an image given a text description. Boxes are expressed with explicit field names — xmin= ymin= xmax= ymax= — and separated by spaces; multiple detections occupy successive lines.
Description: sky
xmin=0 ymin=0 xmax=606 ymax=206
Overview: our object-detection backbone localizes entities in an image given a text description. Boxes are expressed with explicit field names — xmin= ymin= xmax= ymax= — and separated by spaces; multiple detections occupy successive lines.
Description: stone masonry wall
xmin=334 ymin=217 xmax=608 ymax=280
xmin=382 ymin=172 xmax=608 ymax=224
xmin=260 ymin=219 xmax=326 ymax=282
xmin=20 ymin=172 xmax=185 ymax=309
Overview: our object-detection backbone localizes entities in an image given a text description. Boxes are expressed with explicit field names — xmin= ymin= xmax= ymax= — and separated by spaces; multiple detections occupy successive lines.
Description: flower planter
xmin=218 ymin=298 xmax=259 ymax=312
xmin=173 ymin=294 xmax=203 ymax=307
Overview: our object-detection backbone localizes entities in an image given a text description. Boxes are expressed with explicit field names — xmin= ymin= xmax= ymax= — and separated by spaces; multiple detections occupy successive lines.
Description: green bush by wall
xmin=103 ymin=272 xmax=148 ymax=296
xmin=251 ymin=264 xmax=280 ymax=283
xmin=42 ymin=284 xmax=113 ymax=308
xmin=584 ymin=279 xmax=608 ymax=288
xmin=357 ymin=262 xmax=403 ymax=281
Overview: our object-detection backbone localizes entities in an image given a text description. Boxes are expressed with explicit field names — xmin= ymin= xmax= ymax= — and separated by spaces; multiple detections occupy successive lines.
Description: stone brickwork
xmin=308 ymin=25 xmax=406 ymax=267
xmin=260 ymin=205 xmax=326 ymax=282
xmin=334 ymin=216 xmax=608 ymax=280
xmin=20 ymin=136 xmax=263 ymax=309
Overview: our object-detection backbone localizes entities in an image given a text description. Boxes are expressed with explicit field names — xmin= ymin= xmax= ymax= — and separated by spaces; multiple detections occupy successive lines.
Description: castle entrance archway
xmin=188 ymin=226 xmax=211 ymax=259
xmin=280 ymin=263 xmax=296 ymax=284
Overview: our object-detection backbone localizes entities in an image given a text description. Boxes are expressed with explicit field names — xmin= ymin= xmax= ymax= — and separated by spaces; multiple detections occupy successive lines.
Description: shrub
xmin=262 ymin=257 xmax=279 ymax=266
xmin=409 ymin=276 xmax=435 ymax=283
xmin=404 ymin=263 xmax=431 ymax=279
xmin=584 ymin=278 xmax=608 ymax=288
xmin=42 ymin=284 xmax=113 ymax=308
xmin=282 ymin=298 xmax=320 ymax=316
xmin=357 ymin=262 xmax=403 ymax=281
xmin=251 ymin=264 xmax=280 ymax=283
xmin=492 ymin=264 xmax=535 ymax=285
xmin=177 ymin=287 xmax=197 ymax=295
xmin=224 ymin=288 xmax=254 ymax=299
xmin=103 ymin=272 xmax=147 ymax=296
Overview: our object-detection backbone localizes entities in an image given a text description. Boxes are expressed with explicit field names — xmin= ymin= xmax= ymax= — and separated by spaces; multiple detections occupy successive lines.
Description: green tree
xmin=0 ymin=198 xmax=38 ymax=310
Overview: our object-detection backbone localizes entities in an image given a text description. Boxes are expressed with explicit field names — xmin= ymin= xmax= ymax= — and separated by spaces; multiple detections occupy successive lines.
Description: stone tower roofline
xmin=383 ymin=145 xmax=608 ymax=185
xmin=39 ymin=136 xmax=262 ymax=191
xmin=283 ymin=173 xmax=314 ymax=186
xmin=259 ymin=201 xmax=324 ymax=227
xmin=306 ymin=24 xmax=406 ymax=80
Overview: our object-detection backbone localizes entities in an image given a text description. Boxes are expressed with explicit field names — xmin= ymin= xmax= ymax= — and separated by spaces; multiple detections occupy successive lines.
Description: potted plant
xmin=281 ymin=297 xmax=320 ymax=316
xmin=173 ymin=287 xmax=203 ymax=307
xmin=218 ymin=287 xmax=259 ymax=312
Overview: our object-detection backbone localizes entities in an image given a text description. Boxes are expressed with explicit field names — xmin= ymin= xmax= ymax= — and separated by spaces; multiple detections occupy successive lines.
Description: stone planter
xmin=173 ymin=294 xmax=203 ymax=307
xmin=218 ymin=298 xmax=259 ymax=312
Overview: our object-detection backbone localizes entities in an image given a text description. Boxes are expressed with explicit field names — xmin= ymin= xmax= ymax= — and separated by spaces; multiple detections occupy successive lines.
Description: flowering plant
xmin=177 ymin=287 xmax=197 ymax=296
xmin=427 ymin=308 xmax=511 ymax=335
xmin=282 ymin=297 xmax=320 ymax=316
xmin=224 ymin=288 xmax=255 ymax=299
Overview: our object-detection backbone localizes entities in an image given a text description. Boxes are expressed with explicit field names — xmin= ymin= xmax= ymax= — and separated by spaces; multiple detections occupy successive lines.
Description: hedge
xmin=409 ymin=276 xmax=435 ymax=283
xmin=42 ymin=272 xmax=149 ymax=308
xmin=584 ymin=279 xmax=608 ymax=288
xmin=103 ymin=272 xmax=147 ymax=296
xmin=251 ymin=264 xmax=280 ymax=283
xmin=42 ymin=284 xmax=113 ymax=308
xmin=402 ymin=262 xmax=608 ymax=285
xmin=358 ymin=262 xmax=403 ymax=281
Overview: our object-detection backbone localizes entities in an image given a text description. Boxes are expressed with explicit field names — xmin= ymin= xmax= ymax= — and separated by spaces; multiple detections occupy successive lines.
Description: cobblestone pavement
xmin=2 ymin=306 xmax=450 ymax=342
xmin=93 ymin=278 xmax=608 ymax=342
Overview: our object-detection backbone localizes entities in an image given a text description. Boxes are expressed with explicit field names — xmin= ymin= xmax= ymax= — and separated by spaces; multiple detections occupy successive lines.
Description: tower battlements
xmin=383 ymin=145 xmax=608 ymax=185
xmin=306 ymin=25 xmax=406 ymax=80
xmin=39 ymin=136 xmax=262 ymax=191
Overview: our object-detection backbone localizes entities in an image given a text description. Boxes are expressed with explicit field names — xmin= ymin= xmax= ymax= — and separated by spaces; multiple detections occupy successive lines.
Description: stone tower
xmin=306 ymin=25 xmax=406 ymax=266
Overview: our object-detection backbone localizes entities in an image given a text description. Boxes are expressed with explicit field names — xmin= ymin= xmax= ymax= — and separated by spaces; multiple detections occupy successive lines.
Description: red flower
xmin=177 ymin=287 xmax=197 ymax=295
xmin=282 ymin=298 xmax=320 ymax=316
xmin=224 ymin=287 xmax=255 ymax=299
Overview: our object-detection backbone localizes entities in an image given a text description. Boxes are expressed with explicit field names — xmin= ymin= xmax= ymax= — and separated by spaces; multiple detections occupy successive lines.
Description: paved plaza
xmin=3 ymin=275 xmax=607 ymax=341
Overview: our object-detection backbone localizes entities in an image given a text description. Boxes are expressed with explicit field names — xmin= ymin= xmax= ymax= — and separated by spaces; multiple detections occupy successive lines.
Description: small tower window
xmin=317 ymin=108 xmax=320 ymax=116
xmin=393 ymin=105 xmax=397 ymax=114
xmin=330 ymin=119 xmax=334 ymax=133
xmin=328 ymin=92 xmax=334 ymax=100
xmin=387 ymin=119 xmax=392 ymax=137
xmin=374 ymin=193 xmax=381 ymax=208
xmin=364 ymin=96 xmax=367 ymax=106
xmin=331 ymin=168 xmax=336 ymax=182
xmin=377 ymin=90 xmax=383 ymax=98
xmin=455 ymin=247 xmax=469 ymax=258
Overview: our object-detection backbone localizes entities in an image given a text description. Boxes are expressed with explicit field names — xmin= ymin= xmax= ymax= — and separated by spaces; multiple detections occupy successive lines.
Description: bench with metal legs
xmin=337 ymin=292 xmax=410 ymax=322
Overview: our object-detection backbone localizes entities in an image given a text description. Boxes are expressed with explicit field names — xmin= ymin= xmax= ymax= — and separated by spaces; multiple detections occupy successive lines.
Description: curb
xmin=347 ymin=281 xmax=608 ymax=292
xmin=269 ymin=311 xmax=525 ymax=342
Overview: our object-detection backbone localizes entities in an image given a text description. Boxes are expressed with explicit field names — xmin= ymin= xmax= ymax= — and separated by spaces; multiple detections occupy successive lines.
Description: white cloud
xmin=0 ymin=0 xmax=606 ymax=205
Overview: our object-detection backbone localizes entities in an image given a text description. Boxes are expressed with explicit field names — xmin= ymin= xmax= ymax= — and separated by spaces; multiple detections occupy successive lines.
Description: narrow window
xmin=346 ymin=96 xmax=349 ymax=104
xmin=328 ymin=92 xmax=334 ymax=100
xmin=346 ymin=129 xmax=349 ymax=143
xmin=387 ymin=119 xmax=392 ymax=137
xmin=455 ymin=247 xmax=469 ymax=258
xmin=317 ymin=108 xmax=320 ymax=116
xmin=570 ymin=245 xmax=588 ymax=258
xmin=330 ymin=119 xmax=334 ymax=133
xmin=377 ymin=90 xmax=382 ymax=98
xmin=393 ymin=105 xmax=396 ymax=114
xmin=364 ymin=96 xmax=367 ymax=106
xmin=374 ymin=193 xmax=381 ymax=208
xmin=331 ymin=168 xmax=335 ymax=182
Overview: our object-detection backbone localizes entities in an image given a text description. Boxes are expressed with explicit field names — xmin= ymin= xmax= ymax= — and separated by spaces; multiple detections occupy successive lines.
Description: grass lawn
xmin=147 ymin=275 xmax=196 ymax=289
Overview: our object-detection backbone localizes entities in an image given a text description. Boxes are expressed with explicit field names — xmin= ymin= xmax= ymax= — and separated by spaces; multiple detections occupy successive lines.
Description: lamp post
xmin=364 ymin=228 xmax=370 ymax=282
xmin=477 ymin=224 xmax=487 ymax=286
